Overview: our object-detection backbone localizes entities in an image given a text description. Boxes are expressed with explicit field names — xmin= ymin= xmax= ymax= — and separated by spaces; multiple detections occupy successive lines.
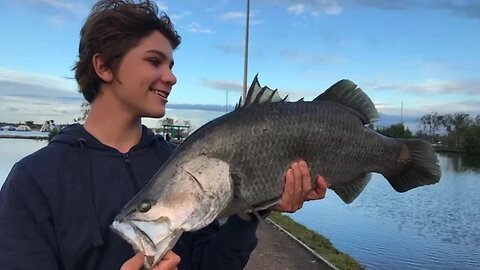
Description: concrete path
xmin=245 ymin=219 xmax=336 ymax=270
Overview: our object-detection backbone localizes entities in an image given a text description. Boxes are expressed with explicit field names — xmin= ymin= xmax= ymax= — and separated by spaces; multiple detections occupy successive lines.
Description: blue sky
xmin=0 ymin=0 xmax=479 ymax=130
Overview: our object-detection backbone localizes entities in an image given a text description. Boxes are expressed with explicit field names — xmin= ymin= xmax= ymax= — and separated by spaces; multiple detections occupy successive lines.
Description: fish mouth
xmin=111 ymin=219 xmax=181 ymax=268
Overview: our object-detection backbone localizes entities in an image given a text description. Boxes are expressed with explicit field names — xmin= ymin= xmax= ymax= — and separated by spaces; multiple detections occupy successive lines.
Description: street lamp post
xmin=243 ymin=0 xmax=250 ymax=98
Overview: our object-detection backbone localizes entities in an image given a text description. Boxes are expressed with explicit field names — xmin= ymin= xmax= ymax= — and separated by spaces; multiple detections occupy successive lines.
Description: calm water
xmin=1 ymin=139 xmax=479 ymax=269
xmin=290 ymin=153 xmax=480 ymax=270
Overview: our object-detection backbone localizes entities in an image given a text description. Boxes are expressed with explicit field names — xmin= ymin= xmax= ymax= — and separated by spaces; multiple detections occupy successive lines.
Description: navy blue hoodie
xmin=0 ymin=124 xmax=259 ymax=270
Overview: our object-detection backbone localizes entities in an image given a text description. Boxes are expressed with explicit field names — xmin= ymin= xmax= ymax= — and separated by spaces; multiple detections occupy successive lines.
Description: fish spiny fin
xmin=331 ymin=173 xmax=372 ymax=204
xmin=314 ymin=79 xmax=379 ymax=124
xmin=236 ymin=74 xmax=287 ymax=109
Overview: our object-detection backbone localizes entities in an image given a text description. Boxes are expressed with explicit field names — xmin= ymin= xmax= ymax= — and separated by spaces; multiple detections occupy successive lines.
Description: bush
xmin=48 ymin=128 xmax=59 ymax=142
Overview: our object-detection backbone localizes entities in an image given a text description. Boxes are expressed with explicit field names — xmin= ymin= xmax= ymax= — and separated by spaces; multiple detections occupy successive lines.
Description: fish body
xmin=111 ymin=76 xmax=441 ymax=268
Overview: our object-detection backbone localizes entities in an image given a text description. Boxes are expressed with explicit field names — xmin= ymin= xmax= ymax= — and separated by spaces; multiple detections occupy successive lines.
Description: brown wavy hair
xmin=73 ymin=0 xmax=181 ymax=103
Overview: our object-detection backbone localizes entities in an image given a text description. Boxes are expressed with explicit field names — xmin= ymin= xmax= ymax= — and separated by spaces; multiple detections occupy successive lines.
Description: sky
xmin=0 ymin=0 xmax=479 ymax=131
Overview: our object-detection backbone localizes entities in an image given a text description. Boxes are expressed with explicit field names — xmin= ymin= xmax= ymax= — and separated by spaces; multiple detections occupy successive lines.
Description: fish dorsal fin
xmin=236 ymin=74 xmax=287 ymax=109
xmin=331 ymin=173 xmax=372 ymax=204
xmin=314 ymin=79 xmax=379 ymax=124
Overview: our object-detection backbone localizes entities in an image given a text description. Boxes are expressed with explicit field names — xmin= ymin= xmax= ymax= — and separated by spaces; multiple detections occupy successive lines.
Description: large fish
xmin=111 ymin=76 xmax=441 ymax=268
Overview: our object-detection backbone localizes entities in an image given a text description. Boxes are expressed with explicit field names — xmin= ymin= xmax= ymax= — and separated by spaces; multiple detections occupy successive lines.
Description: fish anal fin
xmin=331 ymin=173 xmax=372 ymax=204
xmin=314 ymin=79 xmax=379 ymax=124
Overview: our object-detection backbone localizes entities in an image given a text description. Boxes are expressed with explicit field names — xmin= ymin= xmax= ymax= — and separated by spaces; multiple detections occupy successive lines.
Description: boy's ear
xmin=92 ymin=53 xmax=113 ymax=83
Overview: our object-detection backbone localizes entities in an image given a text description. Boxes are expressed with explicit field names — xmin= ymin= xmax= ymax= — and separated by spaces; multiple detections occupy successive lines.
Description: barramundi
xmin=111 ymin=76 xmax=441 ymax=268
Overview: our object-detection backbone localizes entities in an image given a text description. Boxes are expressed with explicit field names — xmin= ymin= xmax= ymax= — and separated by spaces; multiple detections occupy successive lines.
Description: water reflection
xmin=292 ymin=152 xmax=480 ymax=270
xmin=441 ymin=152 xmax=480 ymax=172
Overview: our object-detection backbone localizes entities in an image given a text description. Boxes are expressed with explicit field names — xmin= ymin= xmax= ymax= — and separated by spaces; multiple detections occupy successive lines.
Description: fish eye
xmin=138 ymin=200 xmax=152 ymax=213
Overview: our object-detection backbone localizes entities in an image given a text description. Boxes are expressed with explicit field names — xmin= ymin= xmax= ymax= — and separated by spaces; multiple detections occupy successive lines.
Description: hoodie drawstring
xmin=77 ymin=138 xmax=104 ymax=247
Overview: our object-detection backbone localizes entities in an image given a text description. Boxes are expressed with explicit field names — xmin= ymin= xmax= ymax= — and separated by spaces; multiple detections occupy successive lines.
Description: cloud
xmin=26 ymin=0 xmax=83 ymax=13
xmin=167 ymin=103 xmax=234 ymax=112
xmin=17 ymin=0 xmax=89 ymax=18
xmin=346 ymin=0 xmax=413 ymax=10
xmin=265 ymin=0 xmax=343 ymax=15
xmin=200 ymin=78 xmax=243 ymax=92
xmin=185 ymin=21 xmax=213 ymax=34
xmin=215 ymin=43 xmax=244 ymax=55
xmin=0 ymin=68 xmax=83 ymax=123
xmin=219 ymin=11 xmax=245 ymax=21
xmin=154 ymin=0 xmax=168 ymax=11
xmin=47 ymin=14 xmax=66 ymax=27
xmin=0 ymin=68 xmax=77 ymax=95
xmin=364 ymin=79 xmax=480 ymax=95
xmin=287 ymin=4 xmax=305 ymax=15
xmin=281 ymin=49 xmax=344 ymax=66
xmin=348 ymin=0 xmax=480 ymax=19
xmin=265 ymin=0 xmax=480 ymax=18
xmin=435 ymin=0 xmax=480 ymax=19
xmin=170 ymin=11 xmax=191 ymax=21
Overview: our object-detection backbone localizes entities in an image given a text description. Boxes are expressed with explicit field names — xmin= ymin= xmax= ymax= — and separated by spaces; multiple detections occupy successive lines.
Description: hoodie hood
xmin=47 ymin=123 xmax=166 ymax=248
xmin=50 ymin=123 xmax=160 ymax=151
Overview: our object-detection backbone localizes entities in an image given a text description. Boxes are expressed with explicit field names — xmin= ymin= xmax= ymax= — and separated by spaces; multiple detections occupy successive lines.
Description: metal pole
xmin=243 ymin=0 xmax=250 ymax=98
xmin=401 ymin=101 xmax=404 ymax=124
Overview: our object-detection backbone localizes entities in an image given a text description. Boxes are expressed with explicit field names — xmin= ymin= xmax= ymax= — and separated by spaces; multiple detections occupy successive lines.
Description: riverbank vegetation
xmin=417 ymin=113 xmax=480 ymax=154
xmin=374 ymin=113 xmax=480 ymax=154
xmin=268 ymin=212 xmax=364 ymax=270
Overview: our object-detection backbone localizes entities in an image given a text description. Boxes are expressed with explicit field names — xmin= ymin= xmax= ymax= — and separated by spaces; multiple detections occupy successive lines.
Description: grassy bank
xmin=268 ymin=212 xmax=364 ymax=270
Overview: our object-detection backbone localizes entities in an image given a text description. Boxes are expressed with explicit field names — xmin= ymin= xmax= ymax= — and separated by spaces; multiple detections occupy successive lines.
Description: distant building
xmin=40 ymin=120 xmax=57 ymax=132
xmin=16 ymin=125 xmax=31 ymax=131
xmin=0 ymin=125 xmax=17 ymax=131
xmin=161 ymin=124 xmax=191 ymax=142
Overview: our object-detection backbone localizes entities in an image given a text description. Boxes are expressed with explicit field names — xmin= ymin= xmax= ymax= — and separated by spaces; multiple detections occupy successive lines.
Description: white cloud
xmin=200 ymin=78 xmax=243 ymax=92
xmin=186 ymin=21 xmax=213 ymax=34
xmin=154 ymin=0 xmax=168 ymax=11
xmin=27 ymin=0 xmax=81 ymax=13
xmin=287 ymin=4 xmax=305 ymax=15
xmin=266 ymin=0 xmax=343 ymax=16
xmin=47 ymin=14 xmax=66 ymax=27
xmin=364 ymin=79 xmax=480 ymax=95
xmin=219 ymin=11 xmax=245 ymax=21
xmin=0 ymin=68 xmax=77 ymax=93
xmin=170 ymin=11 xmax=191 ymax=21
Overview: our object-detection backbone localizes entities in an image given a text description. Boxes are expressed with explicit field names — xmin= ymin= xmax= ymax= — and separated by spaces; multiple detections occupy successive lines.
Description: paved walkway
xmin=245 ymin=219 xmax=336 ymax=270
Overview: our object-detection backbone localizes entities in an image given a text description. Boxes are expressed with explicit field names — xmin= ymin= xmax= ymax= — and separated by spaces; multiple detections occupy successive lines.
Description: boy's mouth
xmin=150 ymin=88 xmax=169 ymax=100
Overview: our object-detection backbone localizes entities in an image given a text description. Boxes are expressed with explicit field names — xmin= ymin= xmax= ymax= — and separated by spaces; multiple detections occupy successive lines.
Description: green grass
xmin=268 ymin=212 xmax=365 ymax=270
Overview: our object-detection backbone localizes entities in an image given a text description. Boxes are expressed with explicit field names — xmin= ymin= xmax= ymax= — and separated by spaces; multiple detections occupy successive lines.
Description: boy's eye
xmin=148 ymin=58 xmax=161 ymax=67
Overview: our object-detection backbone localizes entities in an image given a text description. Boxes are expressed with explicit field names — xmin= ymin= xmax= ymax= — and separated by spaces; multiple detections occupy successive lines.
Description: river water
xmin=1 ymin=138 xmax=479 ymax=269
xmin=290 ymin=152 xmax=480 ymax=269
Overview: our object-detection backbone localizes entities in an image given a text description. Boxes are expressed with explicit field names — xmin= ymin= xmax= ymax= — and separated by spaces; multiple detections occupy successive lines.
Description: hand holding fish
xmin=272 ymin=160 xmax=328 ymax=213
xmin=121 ymin=251 xmax=180 ymax=270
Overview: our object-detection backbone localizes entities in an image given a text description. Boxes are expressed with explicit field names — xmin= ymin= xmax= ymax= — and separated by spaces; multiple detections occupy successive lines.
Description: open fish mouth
xmin=111 ymin=220 xmax=181 ymax=268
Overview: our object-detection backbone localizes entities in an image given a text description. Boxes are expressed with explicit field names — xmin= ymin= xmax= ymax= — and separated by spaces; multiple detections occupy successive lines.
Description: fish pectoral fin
xmin=331 ymin=173 xmax=372 ymax=204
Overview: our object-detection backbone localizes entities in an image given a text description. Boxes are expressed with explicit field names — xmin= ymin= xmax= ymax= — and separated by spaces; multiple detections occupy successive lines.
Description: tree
xmin=376 ymin=123 xmax=412 ymax=138
xmin=443 ymin=113 xmax=471 ymax=148
xmin=161 ymin=117 xmax=174 ymax=125
xmin=464 ymin=125 xmax=480 ymax=154
xmin=474 ymin=115 xmax=480 ymax=126
xmin=74 ymin=101 xmax=91 ymax=123
xmin=25 ymin=121 xmax=35 ymax=129
xmin=419 ymin=112 xmax=444 ymax=141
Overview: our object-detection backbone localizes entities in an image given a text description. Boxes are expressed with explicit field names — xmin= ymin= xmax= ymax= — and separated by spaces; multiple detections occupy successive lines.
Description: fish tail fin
xmin=385 ymin=139 xmax=441 ymax=192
